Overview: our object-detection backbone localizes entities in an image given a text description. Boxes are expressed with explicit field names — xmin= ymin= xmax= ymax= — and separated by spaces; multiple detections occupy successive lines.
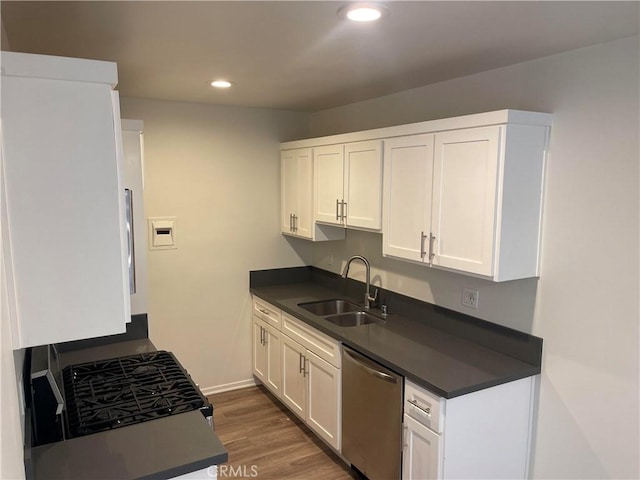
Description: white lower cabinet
xmin=305 ymin=350 xmax=340 ymax=449
xmin=252 ymin=317 xmax=282 ymax=398
xmin=403 ymin=413 xmax=441 ymax=480
xmin=281 ymin=333 xmax=307 ymax=417
xmin=281 ymin=321 xmax=341 ymax=451
xmin=402 ymin=377 xmax=535 ymax=480
xmin=252 ymin=298 xmax=341 ymax=452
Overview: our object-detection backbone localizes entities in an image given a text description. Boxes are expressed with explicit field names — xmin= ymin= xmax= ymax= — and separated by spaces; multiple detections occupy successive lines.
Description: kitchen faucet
xmin=342 ymin=255 xmax=378 ymax=309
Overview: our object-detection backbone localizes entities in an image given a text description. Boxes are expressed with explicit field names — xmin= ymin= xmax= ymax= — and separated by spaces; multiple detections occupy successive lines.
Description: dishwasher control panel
xmin=404 ymin=380 xmax=444 ymax=433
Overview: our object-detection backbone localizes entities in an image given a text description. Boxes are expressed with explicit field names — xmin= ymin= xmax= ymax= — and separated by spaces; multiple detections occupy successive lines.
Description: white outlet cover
xmin=462 ymin=288 xmax=479 ymax=309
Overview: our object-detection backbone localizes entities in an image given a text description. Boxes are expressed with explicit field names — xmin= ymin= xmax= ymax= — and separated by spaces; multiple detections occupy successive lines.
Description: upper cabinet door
xmin=295 ymin=148 xmax=313 ymax=239
xmin=344 ymin=140 xmax=383 ymax=230
xmin=281 ymin=149 xmax=299 ymax=234
xmin=281 ymin=148 xmax=313 ymax=239
xmin=383 ymin=135 xmax=435 ymax=263
xmin=431 ymin=126 xmax=501 ymax=277
xmin=314 ymin=144 xmax=345 ymax=225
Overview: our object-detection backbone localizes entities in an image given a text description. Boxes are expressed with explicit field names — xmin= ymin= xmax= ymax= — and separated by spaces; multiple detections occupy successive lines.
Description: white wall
xmin=119 ymin=98 xmax=311 ymax=394
xmin=1 ymin=132 xmax=26 ymax=479
xmin=310 ymin=36 xmax=639 ymax=479
xmin=0 ymin=17 xmax=25 ymax=480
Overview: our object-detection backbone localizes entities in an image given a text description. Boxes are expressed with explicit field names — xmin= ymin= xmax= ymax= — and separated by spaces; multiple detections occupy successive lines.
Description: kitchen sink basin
xmin=298 ymin=299 xmax=385 ymax=327
xmin=323 ymin=311 xmax=383 ymax=327
xmin=298 ymin=299 xmax=361 ymax=316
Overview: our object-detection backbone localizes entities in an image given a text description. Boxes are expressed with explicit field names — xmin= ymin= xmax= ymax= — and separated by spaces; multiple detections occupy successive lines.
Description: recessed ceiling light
xmin=339 ymin=3 xmax=387 ymax=22
xmin=211 ymin=80 xmax=232 ymax=89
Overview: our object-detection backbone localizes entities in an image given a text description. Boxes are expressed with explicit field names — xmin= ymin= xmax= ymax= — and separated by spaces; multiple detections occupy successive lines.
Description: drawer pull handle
xmin=259 ymin=308 xmax=270 ymax=316
xmin=408 ymin=399 xmax=431 ymax=416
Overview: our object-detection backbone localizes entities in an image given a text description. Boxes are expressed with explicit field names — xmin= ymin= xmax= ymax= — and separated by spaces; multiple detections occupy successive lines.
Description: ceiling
xmin=1 ymin=1 xmax=638 ymax=112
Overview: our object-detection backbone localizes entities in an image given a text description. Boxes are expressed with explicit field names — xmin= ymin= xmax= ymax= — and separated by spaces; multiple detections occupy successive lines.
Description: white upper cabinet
xmin=314 ymin=140 xmax=383 ymax=230
xmin=281 ymin=148 xmax=313 ymax=239
xmin=431 ymin=126 xmax=501 ymax=276
xmin=383 ymin=120 xmax=549 ymax=282
xmin=344 ymin=141 xmax=383 ymax=230
xmin=1 ymin=52 xmax=130 ymax=347
xmin=314 ymin=145 xmax=344 ymax=226
xmin=383 ymin=134 xmax=435 ymax=262
xmin=283 ymin=110 xmax=551 ymax=278
xmin=281 ymin=148 xmax=344 ymax=242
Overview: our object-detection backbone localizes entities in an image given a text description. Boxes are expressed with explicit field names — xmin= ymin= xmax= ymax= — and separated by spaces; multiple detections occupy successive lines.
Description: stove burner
xmin=63 ymin=351 xmax=211 ymax=438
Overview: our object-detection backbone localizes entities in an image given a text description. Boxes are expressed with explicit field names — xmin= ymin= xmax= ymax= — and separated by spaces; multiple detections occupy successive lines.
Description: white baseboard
xmin=200 ymin=378 xmax=257 ymax=396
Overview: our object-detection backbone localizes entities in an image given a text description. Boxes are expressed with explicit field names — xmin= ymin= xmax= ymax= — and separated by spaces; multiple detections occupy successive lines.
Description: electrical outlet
xmin=462 ymin=288 xmax=479 ymax=309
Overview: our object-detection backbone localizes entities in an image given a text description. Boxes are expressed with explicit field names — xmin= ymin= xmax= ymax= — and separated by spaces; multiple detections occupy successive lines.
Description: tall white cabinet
xmin=1 ymin=52 xmax=130 ymax=348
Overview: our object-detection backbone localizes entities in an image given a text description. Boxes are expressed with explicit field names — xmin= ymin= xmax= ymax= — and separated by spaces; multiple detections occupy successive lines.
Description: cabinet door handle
xmin=429 ymin=234 xmax=436 ymax=265
xmin=303 ymin=356 xmax=308 ymax=377
xmin=336 ymin=199 xmax=340 ymax=221
xmin=420 ymin=231 xmax=427 ymax=259
xmin=293 ymin=214 xmax=298 ymax=232
xmin=341 ymin=200 xmax=347 ymax=222
xmin=403 ymin=424 xmax=408 ymax=450
xmin=289 ymin=213 xmax=293 ymax=232
xmin=299 ymin=352 xmax=304 ymax=373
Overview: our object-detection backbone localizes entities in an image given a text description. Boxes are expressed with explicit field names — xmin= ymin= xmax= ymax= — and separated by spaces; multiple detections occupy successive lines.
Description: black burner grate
xmin=62 ymin=351 xmax=211 ymax=438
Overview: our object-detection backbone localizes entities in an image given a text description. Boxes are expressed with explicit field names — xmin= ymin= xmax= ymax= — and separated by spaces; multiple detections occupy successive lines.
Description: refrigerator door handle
xmin=125 ymin=188 xmax=136 ymax=294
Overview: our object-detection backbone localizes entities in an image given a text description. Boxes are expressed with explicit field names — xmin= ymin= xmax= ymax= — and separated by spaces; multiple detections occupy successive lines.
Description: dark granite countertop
xmin=31 ymin=411 xmax=227 ymax=480
xmin=29 ymin=321 xmax=228 ymax=480
xmin=251 ymin=267 xmax=542 ymax=399
xmin=58 ymin=338 xmax=157 ymax=368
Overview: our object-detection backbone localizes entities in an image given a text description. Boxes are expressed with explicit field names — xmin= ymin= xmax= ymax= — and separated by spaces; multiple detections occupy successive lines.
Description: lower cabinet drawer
xmin=282 ymin=312 xmax=341 ymax=368
xmin=253 ymin=297 xmax=282 ymax=329
xmin=405 ymin=380 xmax=444 ymax=433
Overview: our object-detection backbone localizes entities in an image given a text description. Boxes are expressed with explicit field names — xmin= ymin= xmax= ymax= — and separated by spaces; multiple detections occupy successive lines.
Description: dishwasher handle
xmin=344 ymin=349 xmax=399 ymax=384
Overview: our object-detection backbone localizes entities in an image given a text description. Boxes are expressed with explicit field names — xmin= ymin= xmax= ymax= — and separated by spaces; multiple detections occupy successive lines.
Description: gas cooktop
xmin=62 ymin=351 xmax=212 ymax=438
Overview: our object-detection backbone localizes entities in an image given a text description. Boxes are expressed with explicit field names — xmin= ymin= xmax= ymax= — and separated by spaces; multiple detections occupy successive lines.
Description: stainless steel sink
xmin=298 ymin=299 xmax=384 ymax=327
xmin=298 ymin=299 xmax=361 ymax=316
xmin=323 ymin=311 xmax=383 ymax=327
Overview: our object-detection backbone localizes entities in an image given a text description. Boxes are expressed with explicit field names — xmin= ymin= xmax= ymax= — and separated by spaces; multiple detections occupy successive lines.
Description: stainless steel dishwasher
xmin=342 ymin=346 xmax=403 ymax=480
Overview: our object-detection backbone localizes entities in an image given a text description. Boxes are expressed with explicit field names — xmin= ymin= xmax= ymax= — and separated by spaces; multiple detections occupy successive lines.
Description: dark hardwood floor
xmin=208 ymin=385 xmax=360 ymax=479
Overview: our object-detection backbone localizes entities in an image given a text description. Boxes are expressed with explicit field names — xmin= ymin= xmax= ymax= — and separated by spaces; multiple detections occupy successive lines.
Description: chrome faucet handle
xmin=365 ymin=288 xmax=379 ymax=309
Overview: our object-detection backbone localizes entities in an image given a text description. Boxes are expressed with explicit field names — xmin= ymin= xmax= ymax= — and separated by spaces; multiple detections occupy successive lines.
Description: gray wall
xmin=309 ymin=36 xmax=639 ymax=479
xmin=120 ymin=98 xmax=312 ymax=394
